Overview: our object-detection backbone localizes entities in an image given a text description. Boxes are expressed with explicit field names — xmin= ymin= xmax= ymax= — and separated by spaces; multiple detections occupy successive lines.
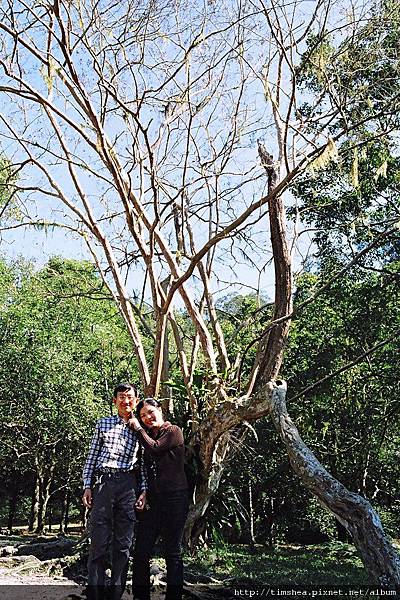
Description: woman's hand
xmin=135 ymin=491 xmax=147 ymax=512
xmin=128 ymin=416 xmax=142 ymax=431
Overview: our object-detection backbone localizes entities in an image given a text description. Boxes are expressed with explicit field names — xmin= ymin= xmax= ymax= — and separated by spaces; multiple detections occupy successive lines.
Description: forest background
xmin=0 ymin=0 xmax=399 ymax=587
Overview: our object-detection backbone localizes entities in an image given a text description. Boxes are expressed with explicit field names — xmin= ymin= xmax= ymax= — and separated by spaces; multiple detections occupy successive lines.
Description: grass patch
xmin=185 ymin=542 xmax=370 ymax=586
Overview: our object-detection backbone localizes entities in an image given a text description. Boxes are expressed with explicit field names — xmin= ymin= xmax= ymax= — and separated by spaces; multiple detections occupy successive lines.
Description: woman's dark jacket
xmin=137 ymin=421 xmax=188 ymax=495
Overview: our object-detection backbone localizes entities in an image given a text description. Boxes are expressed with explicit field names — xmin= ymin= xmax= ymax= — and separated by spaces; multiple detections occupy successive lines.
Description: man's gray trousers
xmin=87 ymin=471 xmax=137 ymax=600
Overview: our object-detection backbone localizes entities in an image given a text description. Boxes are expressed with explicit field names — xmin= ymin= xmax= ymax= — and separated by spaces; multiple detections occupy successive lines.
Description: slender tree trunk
xmin=37 ymin=481 xmax=52 ymax=534
xmin=36 ymin=474 xmax=45 ymax=534
xmin=266 ymin=498 xmax=275 ymax=547
xmin=248 ymin=478 xmax=255 ymax=545
xmin=161 ymin=324 xmax=173 ymax=413
xmin=29 ymin=476 xmax=40 ymax=532
xmin=7 ymin=488 xmax=18 ymax=533
xmin=59 ymin=489 xmax=66 ymax=534
xmin=59 ymin=489 xmax=71 ymax=534
xmin=47 ymin=504 xmax=52 ymax=533
xmin=64 ymin=490 xmax=70 ymax=533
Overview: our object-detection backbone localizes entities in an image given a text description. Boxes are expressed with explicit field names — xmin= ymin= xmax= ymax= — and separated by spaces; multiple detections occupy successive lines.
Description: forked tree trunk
xmin=186 ymin=155 xmax=288 ymax=545
xmin=185 ymin=153 xmax=400 ymax=585
xmin=268 ymin=379 xmax=400 ymax=586
xmin=187 ymin=379 xmax=400 ymax=583
xmin=185 ymin=431 xmax=233 ymax=547
xmin=34 ymin=463 xmax=54 ymax=534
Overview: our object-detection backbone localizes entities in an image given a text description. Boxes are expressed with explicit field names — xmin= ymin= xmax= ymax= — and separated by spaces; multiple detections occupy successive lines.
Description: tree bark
xmin=248 ymin=477 xmax=255 ymax=545
xmin=59 ymin=489 xmax=66 ymax=534
xmin=7 ymin=488 xmax=17 ymax=533
xmin=29 ymin=476 xmax=40 ymax=533
xmin=185 ymin=431 xmax=231 ymax=548
xmin=64 ymin=490 xmax=71 ymax=533
xmin=59 ymin=489 xmax=71 ymax=534
xmin=47 ymin=504 xmax=52 ymax=533
xmin=268 ymin=379 xmax=400 ymax=586
xmin=35 ymin=464 xmax=53 ymax=534
xmin=36 ymin=474 xmax=45 ymax=534
xmin=184 ymin=149 xmax=400 ymax=586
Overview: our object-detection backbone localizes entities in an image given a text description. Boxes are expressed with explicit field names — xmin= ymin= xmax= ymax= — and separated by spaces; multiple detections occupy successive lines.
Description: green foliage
xmin=186 ymin=542 xmax=369 ymax=586
xmin=0 ymin=256 xmax=140 ymax=529
xmin=207 ymin=262 xmax=400 ymax=546
xmin=285 ymin=267 xmax=400 ymax=532
xmin=0 ymin=155 xmax=17 ymax=217
xmin=290 ymin=137 xmax=400 ymax=265
xmin=298 ymin=3 xmax=400 ymax=135
xmin=292 ymin=2 xmax=400 ymax=265
xmin=274 ymin=8 xmax=400 ymax=545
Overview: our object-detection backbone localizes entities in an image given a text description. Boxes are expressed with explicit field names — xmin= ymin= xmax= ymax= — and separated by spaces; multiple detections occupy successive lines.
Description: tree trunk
xmin=268 ymin=379 xmax=400 ymax=586
xmin=38 ymin=483 xmax=52 ymax=534
xmin=186 ymin=378 xmax=400 ymax=584
xmin=161 ymin=323 xmax=173 ymax=413
xmin=29 ymin=476 xmax=40 ymax=532
xmin=185 ymin=430 xmax=234 ymax=547
xmin=248 ymin=477 xmax=255 ymax=545
xmin=184 ymin=151 xmax=400 ymax=586
xmin=47 ymin=504 xmax=52 ymax=532
xmin=35 ymin=464 xmax=53 ymax=534
xmin=266 ymin=497 xmax=275 ymax=547
xmin=59 ymin=489 xmax=71 ymax=534
xmin=35 ymin=475 xmax=45 ymax=534
xmin=7 ymin=488 xmax=18 ymax=533
xmin=59 ymin=490 xmax=66 ymax=534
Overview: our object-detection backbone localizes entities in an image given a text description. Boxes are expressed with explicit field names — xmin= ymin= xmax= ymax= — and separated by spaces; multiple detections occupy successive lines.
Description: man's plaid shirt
xmin=83 ymin=414 xmax=147 ymax=491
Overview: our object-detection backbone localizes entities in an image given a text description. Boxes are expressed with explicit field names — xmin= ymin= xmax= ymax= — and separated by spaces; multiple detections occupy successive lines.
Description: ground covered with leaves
xmin=186 ymin=542 xmax=370 ymax=587
xmin=2 ymin=534 xmax=399 ymax=598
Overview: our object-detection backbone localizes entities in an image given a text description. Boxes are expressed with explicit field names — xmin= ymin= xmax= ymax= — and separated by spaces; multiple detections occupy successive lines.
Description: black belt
xmin=97 ymin=466 xmax=139 ymax=475
xmin=93 ymin=469 xmax=138 ymax=487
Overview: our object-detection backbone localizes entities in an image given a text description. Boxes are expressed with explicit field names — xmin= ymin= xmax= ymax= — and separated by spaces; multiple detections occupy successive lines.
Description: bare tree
xmin=0 ymin=0 xmax=399 ymax=583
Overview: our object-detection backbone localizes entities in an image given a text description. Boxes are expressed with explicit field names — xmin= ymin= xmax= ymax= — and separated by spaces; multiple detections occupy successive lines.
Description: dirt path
xmin=0 ymin=535 xmax=208 ymax=600
xmin=0 ymin=567 xmax=82 ymax=599
xmin=0 ymin=567 xmax=169 ymax=600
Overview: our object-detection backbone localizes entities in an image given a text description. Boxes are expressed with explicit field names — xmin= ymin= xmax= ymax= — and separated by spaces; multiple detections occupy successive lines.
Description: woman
xmin=129 ymin=399 xmax=188 ymax=600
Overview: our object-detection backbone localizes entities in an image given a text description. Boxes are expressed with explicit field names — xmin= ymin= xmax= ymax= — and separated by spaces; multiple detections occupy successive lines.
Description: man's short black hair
xmin=113 ymin=382 xmax=138 ymax=398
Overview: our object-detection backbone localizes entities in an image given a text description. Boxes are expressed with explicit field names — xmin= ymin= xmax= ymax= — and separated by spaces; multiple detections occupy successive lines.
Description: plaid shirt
xmin=83 ymin=415 xmax=147 ymax=491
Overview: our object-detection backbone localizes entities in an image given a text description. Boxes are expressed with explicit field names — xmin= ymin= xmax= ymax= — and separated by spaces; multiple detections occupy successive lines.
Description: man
xmin=82 ymin=383 xmax=146 ymax=600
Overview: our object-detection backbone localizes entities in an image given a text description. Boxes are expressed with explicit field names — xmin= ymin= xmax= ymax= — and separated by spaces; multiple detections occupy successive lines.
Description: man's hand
xmin=135 ymin=491 xmax=146 ymax=512
xmin=82 ymin=488 xmax=92 ymax=508
xmin=128 ymin=416 xmax=142 ymax=431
